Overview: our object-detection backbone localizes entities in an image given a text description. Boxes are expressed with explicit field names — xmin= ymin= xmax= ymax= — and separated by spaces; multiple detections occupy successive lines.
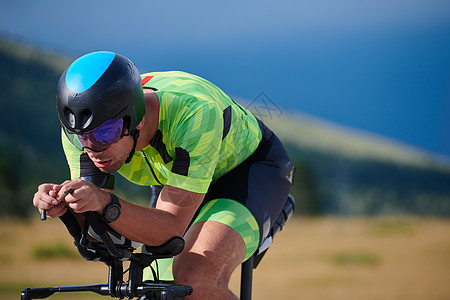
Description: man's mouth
xmin=93 ymin=160 xmax=112 ymax=169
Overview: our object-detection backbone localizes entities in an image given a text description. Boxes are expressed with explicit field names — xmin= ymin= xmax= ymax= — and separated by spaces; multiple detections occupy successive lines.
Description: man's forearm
xmin=100 ymin=185 xmax=205 ymax=247
xmin=109 ymin=198 xmax=185 ymax=246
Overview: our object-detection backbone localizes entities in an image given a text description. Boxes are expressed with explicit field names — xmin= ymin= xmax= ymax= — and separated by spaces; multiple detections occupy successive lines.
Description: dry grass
xmin=1 ymin=216 xmax=450 ymax=299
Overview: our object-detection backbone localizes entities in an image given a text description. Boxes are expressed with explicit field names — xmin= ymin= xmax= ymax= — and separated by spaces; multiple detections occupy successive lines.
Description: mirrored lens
xmin=64 ymin=118 xmax=125 ymax=152
xmin=63 ymin=127 xmax=85 ymax=151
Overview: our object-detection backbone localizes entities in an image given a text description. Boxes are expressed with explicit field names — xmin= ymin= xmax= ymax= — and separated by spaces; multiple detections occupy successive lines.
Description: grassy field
xmin=1 ymin=216 xmax=450 ymax=299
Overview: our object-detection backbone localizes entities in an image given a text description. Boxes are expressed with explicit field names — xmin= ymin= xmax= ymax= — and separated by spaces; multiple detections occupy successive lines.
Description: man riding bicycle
xmin=33 ymin=51 xmax=293 ymax=299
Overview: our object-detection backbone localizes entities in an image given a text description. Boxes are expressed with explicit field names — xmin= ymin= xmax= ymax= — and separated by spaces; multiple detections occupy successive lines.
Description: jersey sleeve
xmin=163 ymin=93 xmax=224 ymax=194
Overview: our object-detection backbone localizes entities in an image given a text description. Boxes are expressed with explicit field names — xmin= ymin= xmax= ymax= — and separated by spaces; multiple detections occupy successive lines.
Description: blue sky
xmin=1 ymin=0 xmax=450 ymax=157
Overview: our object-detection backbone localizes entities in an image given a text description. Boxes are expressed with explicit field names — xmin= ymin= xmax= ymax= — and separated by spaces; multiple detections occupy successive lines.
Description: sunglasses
xmin=64 ymin=118 xmax=126 ymax=152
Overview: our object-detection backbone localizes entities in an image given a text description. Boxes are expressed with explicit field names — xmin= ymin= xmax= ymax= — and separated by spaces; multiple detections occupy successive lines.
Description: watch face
xmin=105 ymin=204 xmax=121 ymax=221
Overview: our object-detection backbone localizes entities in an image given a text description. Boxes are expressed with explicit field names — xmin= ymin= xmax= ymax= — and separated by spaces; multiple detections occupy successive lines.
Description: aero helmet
xmin=56 ymin=51 xmax=145 ymax=136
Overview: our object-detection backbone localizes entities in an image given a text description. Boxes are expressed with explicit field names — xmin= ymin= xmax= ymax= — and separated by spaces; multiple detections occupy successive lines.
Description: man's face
xmin=84 ymin=134 xmax=134 ymax=173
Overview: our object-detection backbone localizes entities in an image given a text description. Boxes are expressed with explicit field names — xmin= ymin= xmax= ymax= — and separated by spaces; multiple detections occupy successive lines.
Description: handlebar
xmin=21 ymin=282 xmax=193 ymax=300
xmin=30 ymin=188 xmax=193 ymax=299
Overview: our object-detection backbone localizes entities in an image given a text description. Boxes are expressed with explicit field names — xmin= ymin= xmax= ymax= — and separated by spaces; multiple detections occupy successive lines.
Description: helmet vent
xmin=64 ymin=108 xmax=75 ymax=128
xmin=80 ymin=110 xmax=93 ymax=130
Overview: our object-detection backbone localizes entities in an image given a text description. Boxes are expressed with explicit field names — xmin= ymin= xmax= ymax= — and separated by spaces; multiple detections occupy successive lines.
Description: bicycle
xmin=21 ymin=194 xmax=295 ymax=299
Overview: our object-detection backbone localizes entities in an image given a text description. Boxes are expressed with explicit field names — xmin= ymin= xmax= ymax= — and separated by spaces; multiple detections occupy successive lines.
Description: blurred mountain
xmin=240 ymin=96 xmax=450 ymax=215
xmin=1 ymin=36 xmax=449 ymax=217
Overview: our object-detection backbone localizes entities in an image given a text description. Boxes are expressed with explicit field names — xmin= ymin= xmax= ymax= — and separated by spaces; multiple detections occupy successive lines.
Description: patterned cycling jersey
xmin=62 ymin=71 xmax=262 ymax=194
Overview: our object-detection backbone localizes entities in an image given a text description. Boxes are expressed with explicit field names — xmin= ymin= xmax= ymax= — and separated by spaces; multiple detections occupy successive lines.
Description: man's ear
xmin=135 ymin=117 xmax=145 ymax=130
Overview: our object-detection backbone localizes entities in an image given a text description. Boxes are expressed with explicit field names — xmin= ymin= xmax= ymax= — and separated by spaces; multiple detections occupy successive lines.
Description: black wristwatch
xmin=102 ymin=192 xmax=121 ymax=223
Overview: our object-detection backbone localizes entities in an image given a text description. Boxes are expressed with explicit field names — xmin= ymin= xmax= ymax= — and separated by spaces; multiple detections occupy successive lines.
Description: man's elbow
xmin=164 ymin=214 xmax=188 ymax=240
xmin=144 ymin=213 xmax=187 ymax=246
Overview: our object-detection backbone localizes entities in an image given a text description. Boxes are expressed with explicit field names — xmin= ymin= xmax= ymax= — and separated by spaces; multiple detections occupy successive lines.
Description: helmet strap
xmin=125 ymin=129 xmax=140 ymax=164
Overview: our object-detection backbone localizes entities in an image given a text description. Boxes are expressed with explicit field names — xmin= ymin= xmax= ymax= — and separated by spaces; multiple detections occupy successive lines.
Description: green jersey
xmin=62 ymin=71 xmax=262 ymax=194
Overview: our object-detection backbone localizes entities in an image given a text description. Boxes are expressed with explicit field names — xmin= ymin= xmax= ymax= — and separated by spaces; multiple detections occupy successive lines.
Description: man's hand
xmin=33 ymin=183 xmax=67 ymax=219
xmin=56 ymin=179 xmax=112 ymax=214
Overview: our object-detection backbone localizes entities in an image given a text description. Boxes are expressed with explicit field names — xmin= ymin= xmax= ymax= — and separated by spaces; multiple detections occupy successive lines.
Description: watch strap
xmin=107 ymin=192 xmax=120 ymax=207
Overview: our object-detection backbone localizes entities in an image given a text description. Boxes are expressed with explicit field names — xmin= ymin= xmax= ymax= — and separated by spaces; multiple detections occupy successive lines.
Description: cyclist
xmin=33 ymin=51 xmax=294 ymax=299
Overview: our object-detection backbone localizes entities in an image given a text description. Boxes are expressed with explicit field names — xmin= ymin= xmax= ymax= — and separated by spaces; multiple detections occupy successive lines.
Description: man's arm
xmin=110 ymin=185 xmax=205 ymax=246
xmin=57 ymin=181 xmax=205 ymax=246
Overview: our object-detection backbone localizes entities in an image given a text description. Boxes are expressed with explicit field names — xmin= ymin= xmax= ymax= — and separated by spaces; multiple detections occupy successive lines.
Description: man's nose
xmin=84 ymin=147 xmax=99 ymax=158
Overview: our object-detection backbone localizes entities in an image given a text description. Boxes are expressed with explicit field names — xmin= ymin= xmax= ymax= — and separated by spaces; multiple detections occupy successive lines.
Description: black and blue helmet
xmin=56 ymin=51 xmax=145 ymax=135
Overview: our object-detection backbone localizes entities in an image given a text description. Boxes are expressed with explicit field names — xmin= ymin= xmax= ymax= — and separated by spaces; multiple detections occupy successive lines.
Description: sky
xmin=1 ymin=0 xmax=450 ymax=157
